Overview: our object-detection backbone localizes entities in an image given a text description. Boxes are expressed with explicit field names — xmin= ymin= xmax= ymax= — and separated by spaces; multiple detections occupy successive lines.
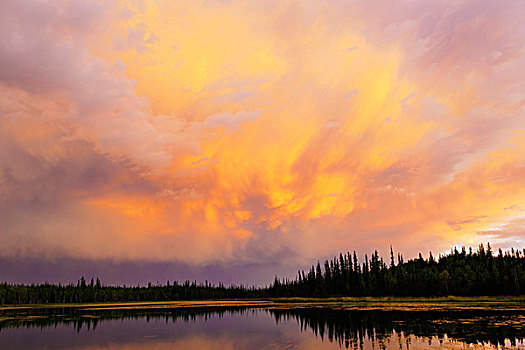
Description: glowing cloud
xmin=0 ymin=0 xmax=524 ymax=277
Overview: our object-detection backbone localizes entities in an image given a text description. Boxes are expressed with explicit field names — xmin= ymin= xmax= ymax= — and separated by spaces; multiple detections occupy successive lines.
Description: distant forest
xmin=1 ymin=244 xmax=524 ymax=304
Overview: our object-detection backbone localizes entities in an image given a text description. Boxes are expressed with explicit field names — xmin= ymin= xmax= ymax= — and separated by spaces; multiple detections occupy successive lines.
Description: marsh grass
xmin=270 ymin=296 xmax=525 ymax=303
xmin=1 ymin=296 xmax=524 ymax=311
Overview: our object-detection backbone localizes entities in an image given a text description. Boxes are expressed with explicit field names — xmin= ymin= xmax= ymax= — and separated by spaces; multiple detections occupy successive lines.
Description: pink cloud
xmin=0 ymin=0 xmax=524 ymax=279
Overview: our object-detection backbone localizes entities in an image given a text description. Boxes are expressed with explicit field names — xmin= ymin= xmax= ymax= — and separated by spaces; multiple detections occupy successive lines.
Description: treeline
xmin=0 ymin=278 xmax=256 ymax=305
xmin=269 ymin=244 xmax=525 ymax=297
xmin=1 ymin=244 xmax=524 ymax=304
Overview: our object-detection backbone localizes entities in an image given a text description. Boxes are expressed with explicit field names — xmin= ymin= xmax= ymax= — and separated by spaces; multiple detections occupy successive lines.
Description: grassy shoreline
xmin=271 ymin=296 xmax=525 ymax=303
xmin=1 ymin=296 xmax=524 ymax=310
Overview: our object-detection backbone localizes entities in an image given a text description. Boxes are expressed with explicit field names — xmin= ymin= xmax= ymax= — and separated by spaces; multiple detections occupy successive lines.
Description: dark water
xmin=1 ymin=305 xmax=525 ymax=349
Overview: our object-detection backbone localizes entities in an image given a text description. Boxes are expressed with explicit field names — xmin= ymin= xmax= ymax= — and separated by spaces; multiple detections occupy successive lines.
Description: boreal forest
xmin=1 ymin=244 xmax=523 ymax=304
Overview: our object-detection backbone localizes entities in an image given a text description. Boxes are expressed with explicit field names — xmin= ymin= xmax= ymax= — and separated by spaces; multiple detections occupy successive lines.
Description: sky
xmin=1 ymin=0 xmax=524 ymax=286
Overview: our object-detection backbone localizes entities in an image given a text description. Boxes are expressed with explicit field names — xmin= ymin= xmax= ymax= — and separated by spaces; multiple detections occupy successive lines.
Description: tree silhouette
xmin=1 ymin=244 xmax=524 ymax=304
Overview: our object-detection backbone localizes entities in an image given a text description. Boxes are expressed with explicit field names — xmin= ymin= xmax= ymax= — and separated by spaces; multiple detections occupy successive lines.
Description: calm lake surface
xmin=1 ymin=304 xmax=525 ymax=349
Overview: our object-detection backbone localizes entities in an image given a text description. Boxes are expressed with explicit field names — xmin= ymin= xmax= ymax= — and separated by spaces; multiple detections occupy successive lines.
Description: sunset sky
xmin=1 ymin=0 xmax=524 ymax=285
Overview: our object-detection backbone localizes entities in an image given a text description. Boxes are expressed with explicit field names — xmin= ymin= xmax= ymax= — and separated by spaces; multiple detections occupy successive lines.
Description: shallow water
xmin=1 ymin=305 xmax=524 ymax=349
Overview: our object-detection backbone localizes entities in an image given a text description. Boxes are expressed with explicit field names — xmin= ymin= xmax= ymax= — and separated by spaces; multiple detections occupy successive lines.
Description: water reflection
xmin=1 ymin=306 xmax=524 ymax=349
xmin=270 ymin=308 xmax=525 ymax=348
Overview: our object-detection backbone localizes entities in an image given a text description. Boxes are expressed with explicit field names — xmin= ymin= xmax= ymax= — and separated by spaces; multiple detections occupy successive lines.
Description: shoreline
xmin=1 ymin=296 xmax=525 ymax=311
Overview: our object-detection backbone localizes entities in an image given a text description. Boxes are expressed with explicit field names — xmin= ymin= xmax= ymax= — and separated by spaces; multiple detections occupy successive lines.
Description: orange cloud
xmin=0 ymin=0 xmax=524 ymax=270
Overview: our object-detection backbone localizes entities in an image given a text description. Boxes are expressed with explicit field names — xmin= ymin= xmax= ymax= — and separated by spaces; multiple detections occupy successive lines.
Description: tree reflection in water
xmin=269 ymin=308 xmax=525 ymax=349
xmin=1 ymin=306 xmax=524 ymax=349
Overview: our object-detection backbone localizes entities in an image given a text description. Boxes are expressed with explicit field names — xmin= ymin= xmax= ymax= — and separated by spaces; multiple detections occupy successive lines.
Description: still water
xmin=1 ymin=305 xmax=525 ymax=349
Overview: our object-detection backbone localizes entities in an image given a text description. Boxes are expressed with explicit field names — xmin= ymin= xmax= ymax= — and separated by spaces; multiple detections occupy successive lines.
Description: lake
xmin=1 ymin=302 xmax=525 ymax=349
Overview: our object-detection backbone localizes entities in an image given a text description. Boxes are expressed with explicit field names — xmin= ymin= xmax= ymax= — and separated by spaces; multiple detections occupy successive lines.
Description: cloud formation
xmin=1 ymin=0 xmax=524 ymax=281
